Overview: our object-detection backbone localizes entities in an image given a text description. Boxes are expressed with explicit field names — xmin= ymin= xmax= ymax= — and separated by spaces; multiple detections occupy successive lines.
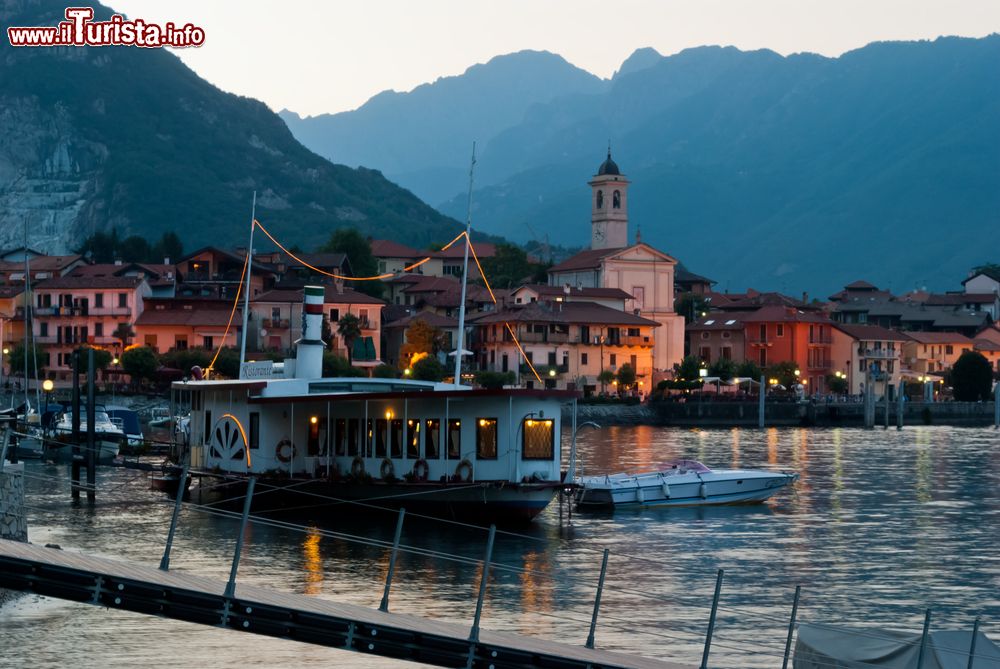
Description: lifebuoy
xmin=454 ymin=459 xmax=473 ymax=482
xmin=351 ymin=456 xmax=366 ymax=478
xmin=276 ymin=439 xmax=295 ymax=463
xmin=380 ymin=458 xmax=395 ymax=480
xmin=412 ymin=459 xmax=429 ymax=482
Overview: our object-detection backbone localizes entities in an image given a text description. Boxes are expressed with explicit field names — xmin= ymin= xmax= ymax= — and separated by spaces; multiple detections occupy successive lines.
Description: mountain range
xmin=283 ymin=38 xmax=1000 ymax=295
xmin=0 ymin=0 xmax=465 ymax=256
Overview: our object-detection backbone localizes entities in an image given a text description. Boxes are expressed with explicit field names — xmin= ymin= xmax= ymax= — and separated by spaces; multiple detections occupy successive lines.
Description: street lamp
xmin=42 ymin=378 xmax=54 ymax=417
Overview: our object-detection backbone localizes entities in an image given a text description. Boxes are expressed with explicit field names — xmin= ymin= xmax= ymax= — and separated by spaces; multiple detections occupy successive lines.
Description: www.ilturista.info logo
xmin=6 ymin=7 xmax=205 ymax=48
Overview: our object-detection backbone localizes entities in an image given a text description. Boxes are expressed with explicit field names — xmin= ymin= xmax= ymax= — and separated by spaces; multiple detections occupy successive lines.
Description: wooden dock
xmin=0 ymin=539 xmax=690 ymax=669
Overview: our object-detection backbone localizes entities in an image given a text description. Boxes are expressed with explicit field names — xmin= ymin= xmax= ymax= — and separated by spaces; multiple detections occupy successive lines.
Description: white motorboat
xmin=106 ymin=406 xmax=145 ymax=453
xmin=575 ymin=459 xmax=798 ymax=510
xmin=49 ymin=408 xmax=124 ymax=462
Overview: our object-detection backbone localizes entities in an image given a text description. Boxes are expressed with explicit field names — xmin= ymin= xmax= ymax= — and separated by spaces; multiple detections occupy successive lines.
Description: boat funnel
xmin=295 ymin=285 xmax=326 ymax=379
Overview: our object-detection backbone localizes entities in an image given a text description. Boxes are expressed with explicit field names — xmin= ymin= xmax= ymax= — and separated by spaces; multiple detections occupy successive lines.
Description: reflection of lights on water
xmin=519 ymin=550 xmax=553 ymax=635
xmin=302 ymin=527 xmax=323 ymax=595
xmin=730 ymin=428 xmax=740 ymax=468
xmin=767 ymin=428 xmax=779 ymax=465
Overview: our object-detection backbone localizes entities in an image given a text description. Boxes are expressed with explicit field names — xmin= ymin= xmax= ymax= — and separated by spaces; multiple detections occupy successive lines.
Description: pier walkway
xmin=0 ymin=538 xmax=689 ymax=669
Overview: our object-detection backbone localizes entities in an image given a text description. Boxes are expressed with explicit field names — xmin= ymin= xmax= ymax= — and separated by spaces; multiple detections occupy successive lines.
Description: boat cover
xmin=794 ymin=623 xmax=1000 ymax=668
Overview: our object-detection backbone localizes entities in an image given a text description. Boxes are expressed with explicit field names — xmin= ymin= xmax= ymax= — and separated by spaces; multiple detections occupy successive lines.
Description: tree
xmin=211 ymin=347 xmax=241 ymax=379
xmin=76 ymin=347 xmax=112 ymax=374
xmin=597 ymin=369 xmax=615 ymax=394
xmin=826 ymin=373 xmax=849 ymax=395
xmin=399 ymin=318 xmax=447 ymax=368
xmin=322 ymin=352 xmax=355 ymax=377
xmin=676 ymin=355 xmax=702 ymax=381
xmin=477 ymin=243 xmax=545 ymax=289
xmin=153 ymin=231 xmax=183 ymax=262
xmin=474 ymin=370 xmax=515 ymax=389
xmin=708 ymin=358 xmax=736 ymax=381
xmin=6 ymin=343 xmax=45 ymax=380
xmin=735 ymin=360 xmax=763 ymax=380
xmin=161 ymin=347 xmax=212 ymax=375
xmin=121 ymin=346 xmax=158 ymax=385
xmin=118 ymin=235 xmax=152 ymax=263
xmin=372 ymin=364 xmax=398 ymax=378
xmin=766 ymin=361 xmax=801 ymax=388
xmin=337 ymin=314 xmax=362 ymax=365
xmin=616 ymin=364 xmax=637 ymax=392
xmin=320 ymin=228 xmax=382 ymax=298
xmin=675 ymin=293 xmax=710 ymax=322
xmin=113 ymin=322 xmax=136 ymax=350
xmin=411 ymin=355 xmax=445 ymax=382
xmin=951 ymin=351 xmax=993 ymax=401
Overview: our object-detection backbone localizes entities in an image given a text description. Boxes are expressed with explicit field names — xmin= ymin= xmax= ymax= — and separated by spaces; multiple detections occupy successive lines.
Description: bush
xmin=475 ymin=370 xmax=515 ymax=389
xmin=411 ymin=355 xmax=445 ymax=382
xmin=372 ymin=364 xmax=398 ymax=378
xmin=951 ymin=351 xmax=993 ymax=401
xmin=121 ymin=346 xmax=159 ymax=383
xmin=322 ymin=352 xmax=355 ymax=377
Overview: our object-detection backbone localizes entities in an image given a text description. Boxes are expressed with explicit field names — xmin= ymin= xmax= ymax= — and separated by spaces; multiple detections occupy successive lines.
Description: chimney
xmin=163 ymin=257 xmax=170 ymax=265
xmin=295 ymin=286 xmax=326 ymax=379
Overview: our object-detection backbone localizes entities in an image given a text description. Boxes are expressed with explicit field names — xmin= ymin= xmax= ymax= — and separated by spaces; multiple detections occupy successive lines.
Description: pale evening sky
xmin=111 ymin=0 xmax=1000 ymax=117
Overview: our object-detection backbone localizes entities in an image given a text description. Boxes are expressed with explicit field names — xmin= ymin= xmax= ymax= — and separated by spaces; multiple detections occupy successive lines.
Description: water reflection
xmin=4 ymin=426 xmax=1000 ymax=669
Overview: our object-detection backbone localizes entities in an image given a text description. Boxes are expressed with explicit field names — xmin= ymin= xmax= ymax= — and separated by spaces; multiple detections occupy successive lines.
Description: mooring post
xmin=86 ymin=347 xmax=96 ymax=504
xmin=781 ymin=585 xmax=802 ymax=669
xmin=159 ymin=462 xmax=190 ymax=571
xmin=700 ymin=568 xmax=724 ymax=669
xmin=223 ymin=476 xmax=256 ymax=599
xmin=916 ymin=608 xmax=932 ymax=669
xmin=379 ymin=507 xmax=406 ymax=612
xmin=883 ymin=383 xmax=890 ymax=430
xmin=585 ymin=548 xmax=610 ymax=649
xmin=71 ymin=350 xmax=81 ymax=500
xmin=966 ymin=617 xmax=980 ymax=669
xmin=897 ymin=382 xmax=905 ymax=431
xmin=994 ymin=383 xmax=999 ymax=429
xmin=468 ymin=524 xmax=496 ymax=643
xmin=758 ymin=375 xmax=765 ymax=429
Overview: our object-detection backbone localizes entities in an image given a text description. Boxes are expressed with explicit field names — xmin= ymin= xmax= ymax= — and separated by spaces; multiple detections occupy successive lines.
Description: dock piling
xmin=916 ymin=608 xmax=932 ymax=669
xmin=994 ymin=383 xmax=999 ymax=429
xmin=223 ymin=476 xmax=256 ymax=599
xmin=71 ymin=351 xmax=81 ymax=500
xmin=158 ymin=463 xmax=189 ymax=571
xmin=379 ymin=508 xmax=406 ymax=612
xmin=758 ymin=375 xmax=765 ymax=429
xmin=883 ymin=383 xmax=890 ymax=430
xmin=585 ymin=548 xmax=610 ymax=649
xmin=781 ymin=585 xmax=801 ymax=669
xmin=897 ymin=384 xmax=905 ymax=430
xmin=86 ymin=347 xmax=96 ymax=504
xmin=700 ymin=568 xmax=724 ymax=669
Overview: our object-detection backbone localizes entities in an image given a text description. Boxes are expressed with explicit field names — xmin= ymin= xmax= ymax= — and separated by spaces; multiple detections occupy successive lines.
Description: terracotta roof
xmin=434 ymin=241 xmax=495 ymax=259
xmin=35 ymin=275 xmax=144 ymax=290
xmin=832 ymin=324 xmax=909 ymax=341
xmin=401 ymin=276 xmax=463 ymax=294
xmin=844 ymin=280 xmax=880 ymax=290
xmin=973 ymin=338 xmax=1000 ymax=352
xmin=686 ymin=316 xmax=745 ymax=331
xmin=252 ymin=286 xmax=385 ymax=305
xmin=548 ymin=248 xmax=622 ymax=273
xmin=903 ymin=331 xmax=973 ymax=344
xmin=0 ymin=254 xmax=83 ymax=273
xmin=0 ymin=285 xmax=25 ymax=298
xmin=675 ymin=266 xmax=715 ymax=286
xmin=475 ymin=301 xmax=660 ymax=327
xmin=371 ymin=239 xmax=423 ymax=258
xmin=516 ymin=284 xmax=634 ymax=300
xmin=384 ymin=310 xmax=458 ymax=330
xmin=739 ymin=305 xmax=832 ymax=324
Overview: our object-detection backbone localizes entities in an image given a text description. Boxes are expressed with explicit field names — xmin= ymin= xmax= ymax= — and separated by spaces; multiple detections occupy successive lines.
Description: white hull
xmin=576 ymin=464 xmax=797 ymax=509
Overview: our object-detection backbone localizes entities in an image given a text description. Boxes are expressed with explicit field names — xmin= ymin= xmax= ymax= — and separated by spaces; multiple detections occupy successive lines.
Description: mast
xmin=22 ymin=216 xmax=30 ymax=409
xmin=453 ymin=143 xmax=475 ymax=387
xmin=238 ymin=191 xmax=257 ymax=378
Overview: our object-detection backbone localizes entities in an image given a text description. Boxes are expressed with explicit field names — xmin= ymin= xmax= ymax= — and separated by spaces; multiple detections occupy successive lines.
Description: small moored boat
xmin=575 ymin=459 xmax=797 ymax=510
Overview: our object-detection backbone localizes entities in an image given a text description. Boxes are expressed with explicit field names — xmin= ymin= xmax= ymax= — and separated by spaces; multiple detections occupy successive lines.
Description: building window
xmin=721 ymin=331 xmax=731 ymax=339
xmin=271 ymin=306 xmax=281 ymax=320
xmin=329 ymin=308 xmax=340 ymax=322
xmin=425 ymin=419 xmax=440 ymax=459
xmin=610 ymin=353 xmax=617 ymax=366
xmin=40 ymin=322 xmax=48 ymax=337
xmin=776 ymin=324 xmax=784 ymax=337
xmin=176 ymin=337 xmax=188 ymax=350
xmin=359 ymin=309 xmax=370 ymax=327
xmin=627 ymin=327 xmax=640 ymax=337
xmin=447 ymin=419 xmax=461 ymax=460
xmin=476 ymin=418 xmax=498 ymax=459
xmin=95 ymin=293 xmax=103 ymax=308
xmin=94 ymin=322 xmax=103 ymax=337
xmin=945 ymin=345 xmax=954 ymax=355
xmin=118 ymin=293 xmax=127 ymax=308
xmin=722 ymin=347 xmax=732 ymax=360
xmin=203 ymin=336 xmax=213 ymax=349
xmin=145 ymin=334 xmax=157 ymax=348
xmin=580 ymin=325 xmax=590 ymax=343
xmin=701 ymin=332 xmax=710 ymax=340
xmin=522 ymin=418 xmax=554 ymax=460
xmin=613 ymin=190 xmax=621 ymax=209
xmin=759 ymin=324 xmax=767 ymax=341
xmin=759 ymin=349 xmax=767 ymax=366
xmin=699 ymin=346 xmax=711 ymax=363
xmin=581 ymin=353 xmax=589 ymax=365
xmin=596 ymin=190 xmax=604 ymax=209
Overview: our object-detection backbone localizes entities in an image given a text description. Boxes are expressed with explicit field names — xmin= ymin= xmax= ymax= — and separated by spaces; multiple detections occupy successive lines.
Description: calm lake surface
xmin=2 ymin=425 xmax=999 ymax=668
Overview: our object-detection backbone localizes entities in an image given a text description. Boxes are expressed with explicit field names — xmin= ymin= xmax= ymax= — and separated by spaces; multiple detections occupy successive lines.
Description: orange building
xmin=134 ymin=298 xmax=240 ymax=353
xmin=742 ymin=306 xmax=835 ymax=391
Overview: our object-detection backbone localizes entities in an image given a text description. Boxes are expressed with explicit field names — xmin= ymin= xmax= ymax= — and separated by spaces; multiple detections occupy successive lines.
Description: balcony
xmin=746 ymin=335 xmax=771 ymax=345
xmin=623 ymin=335 xmax=653 ymax=347
xmin=859 ymin=348 xmax=896 ymax=359
xmin=89 ymin=307 xmax=132 ymax=317
xmin=263 ymin=318 xmax=290 ymax=329
xmin=807 ymin=359 xmax=833 ymax=371
xmin=515 ymin=331 xmax=572 ymax=344
xmin=808 ymin=335 xmax=833 ymax=344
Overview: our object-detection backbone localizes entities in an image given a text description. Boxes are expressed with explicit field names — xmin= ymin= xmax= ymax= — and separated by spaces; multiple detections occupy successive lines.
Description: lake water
xmin=2 ymin=425 xmax=999 ymax=668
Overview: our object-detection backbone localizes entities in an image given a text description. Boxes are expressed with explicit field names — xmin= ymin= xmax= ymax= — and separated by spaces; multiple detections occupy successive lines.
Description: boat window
xmin=249 ymin=412 xmax=259 ymax=450
xmin=447 ymin=419 xmax=461 ymax=460
xmin=347 ymin=418 xmax=360 ymax=456
xmin=476 ymin=418 xmax=498 ymax=459
xmin=390 ymin=419 xmax=403 ymax=458
xmin=203 ymin=410 xmax=212 ymax=445
xmin=307 ymin=416 xmax=321 ymax=456
xmin=335 ymin=418 xmax=346 ymax=456
xmin=366 ymin=418 xmax=375 ymax=457
xmin=375 ymin=419 xmax=387 ymax=458
xmin=522 ymin=418 xmax=554 ymax=460
xmin=406 ymin=419 xmax=420 ymax=458
xmin=425 ymin=419 xmax=440 ymax=459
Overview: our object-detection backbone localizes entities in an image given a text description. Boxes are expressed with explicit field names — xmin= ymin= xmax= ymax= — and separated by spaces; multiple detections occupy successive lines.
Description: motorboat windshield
xmin=661 ymin=460 xmax=712 ymax=474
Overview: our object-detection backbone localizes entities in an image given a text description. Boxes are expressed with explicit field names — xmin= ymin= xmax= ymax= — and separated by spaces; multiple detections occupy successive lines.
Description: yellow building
xmin=901 ymin=331 xmax=974 ymax=374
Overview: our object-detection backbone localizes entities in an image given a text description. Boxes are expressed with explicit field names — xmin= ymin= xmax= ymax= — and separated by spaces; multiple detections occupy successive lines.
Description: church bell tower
xmin=589 ymin=149 xmax=630 ymax=250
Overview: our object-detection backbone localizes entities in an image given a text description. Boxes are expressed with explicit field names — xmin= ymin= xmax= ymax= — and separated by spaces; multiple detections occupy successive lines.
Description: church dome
xmin=597 ymin=150 xmax=620 ymax=176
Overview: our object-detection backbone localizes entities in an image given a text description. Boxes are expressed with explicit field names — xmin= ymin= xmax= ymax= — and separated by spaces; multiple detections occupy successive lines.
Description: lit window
xmin=476 ymin=418 xmax=498 ymax=459
xmin=522 ymin=418 xmax=554 ymax=460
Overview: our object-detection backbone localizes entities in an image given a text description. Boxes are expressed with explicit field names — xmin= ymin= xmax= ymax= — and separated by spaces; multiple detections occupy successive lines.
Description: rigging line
xmin=467 ymin=237 xmax=496 ymax=305
xmin=505 ymin=322 xmax=542 ymax=382
xmin=208 ymin=243 xmax=250 ymax=375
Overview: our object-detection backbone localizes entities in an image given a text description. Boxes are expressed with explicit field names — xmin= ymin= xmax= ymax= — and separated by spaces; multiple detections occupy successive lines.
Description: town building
xmin=686 ymin=315 xmax=746 ymax=364
xmin=830 ymin=324 xmax=907 ymax=397
xmin=471 ymin=300 xmax=660 ymax=393
xmin=134 ymin=298 xmax=240 ymax=353
xmin=382 ymin=310 xmax=457 ymax=369
xmin=960 ymin=267 xmax=1000 ymax=319
xmin=741 ymin=306 xmax=835 ymax=392
xmin=175 ymin=247 xmax=276 ymax=300
xmin=901 ymin=331 xmax=974 ymax=375
xmin=546 ymin=152 xmax=685 ymax=375
xmin=371 ymin=238 xmax=497 ymax=279
xmin=0 ymin=286 xmax=26 ymax=365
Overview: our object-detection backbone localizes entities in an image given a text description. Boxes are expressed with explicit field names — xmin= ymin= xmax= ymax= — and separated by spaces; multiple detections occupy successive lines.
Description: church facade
xmin=548 ymin=151 xmax=686 ymax=374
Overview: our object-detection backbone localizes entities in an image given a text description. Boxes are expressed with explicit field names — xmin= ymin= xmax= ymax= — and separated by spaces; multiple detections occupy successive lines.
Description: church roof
xmin=548 ymin=247 xmax=623 ymax=273
xmin=597 ymin=149 xmax=620 ymax=176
